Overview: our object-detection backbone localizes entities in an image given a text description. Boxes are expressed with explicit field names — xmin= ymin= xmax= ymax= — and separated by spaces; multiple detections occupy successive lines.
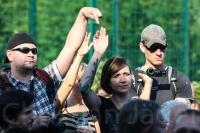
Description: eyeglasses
xmin=11 ymin=47 xmax=37 ymax=55
xmin=144 ymin=43 xmax=167 ymax=53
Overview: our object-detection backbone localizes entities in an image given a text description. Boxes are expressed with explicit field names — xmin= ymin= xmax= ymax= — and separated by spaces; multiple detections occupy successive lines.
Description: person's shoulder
xmin=171 ymin=67 xmax=191 ymax=89
xmin=34 ymin=68 xmax=52 ymax=80
xmin=0 ymin=66 xmax=10 ymax=85
xmin=0 ymin=66 xmax=10 ymax=76
xmin=99 ymin=96 xmax=112 ymax=105
xmin=99 ymin=95 xmax=109 ymax=101
xmin=172 ymin=68 xmax=190 ymax=81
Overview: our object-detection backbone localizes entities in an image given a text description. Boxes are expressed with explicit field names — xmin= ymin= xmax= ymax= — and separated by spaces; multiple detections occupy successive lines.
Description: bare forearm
xmin=56 ymin=9 xmax=88 ymax=78
xmin=56 ymin=55 xmax=84 ymax=108
xmin=56 ymin=49 xmax=77 ymax=78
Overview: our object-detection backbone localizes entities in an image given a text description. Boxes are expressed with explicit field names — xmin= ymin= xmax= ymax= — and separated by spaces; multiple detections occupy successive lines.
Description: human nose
xmin=155 ymin=49 xmax=162 ymax=55
xmin=119 ymin=75 xmax=126 ymax=82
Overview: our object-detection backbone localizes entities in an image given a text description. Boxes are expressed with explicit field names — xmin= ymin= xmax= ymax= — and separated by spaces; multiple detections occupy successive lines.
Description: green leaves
xmin=192 ymin=81 xmax=200 ymax=101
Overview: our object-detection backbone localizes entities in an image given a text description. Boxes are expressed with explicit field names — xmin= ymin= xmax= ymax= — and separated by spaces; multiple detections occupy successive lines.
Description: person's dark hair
xmin=100 ymin=57 xmax=131 ymax=94
xmin=174 ymin=109 xmax=200 ymax=127
xmin=6 ymin=127 xmax=30 ymax=133
xmin=173 ymin=109 xmax=200 ymax=133
xmin=6 ymin=127 xmax=49 ymax=133
xmin=176 ymin=109 xmax=200 ymax=118
xmin=0 ymin=90 xmax=34 ymax=129
xmin=119 ymin=99 xmax=161 ymax=133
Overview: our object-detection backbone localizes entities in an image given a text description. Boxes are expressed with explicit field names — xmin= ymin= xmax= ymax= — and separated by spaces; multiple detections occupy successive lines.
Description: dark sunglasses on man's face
xmin=11 ymin=47 xmax=37 ymax=54
xmin=145 ymin=43 xmax=167 ymax=53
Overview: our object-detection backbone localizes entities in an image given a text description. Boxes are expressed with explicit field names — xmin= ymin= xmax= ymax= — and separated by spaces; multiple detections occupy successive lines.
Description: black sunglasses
xmin=11 ymin=47 xmax=37 ymax=54
xmin=144 ymin=43 xmax=167 ymax=53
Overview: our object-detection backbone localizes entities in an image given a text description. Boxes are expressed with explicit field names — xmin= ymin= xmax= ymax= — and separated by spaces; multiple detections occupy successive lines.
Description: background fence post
xmin=182 ymin=0 xmax=189 ymax=76
xmin=88 ymin=0 xmax=96 ymax=61
xmin=112 ymin=0 xmax=119 ymax=56
xmin=29 ymin=0 xmax=37 ymax=40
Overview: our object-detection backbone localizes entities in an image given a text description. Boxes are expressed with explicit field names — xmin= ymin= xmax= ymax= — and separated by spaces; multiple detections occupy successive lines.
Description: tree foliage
xmin=0 ymin=0 xmax=200 ymax=97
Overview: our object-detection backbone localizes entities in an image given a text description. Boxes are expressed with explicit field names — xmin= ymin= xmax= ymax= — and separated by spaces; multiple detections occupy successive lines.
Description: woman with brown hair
xmin=80 ymin=55 xmax=153 ymax=133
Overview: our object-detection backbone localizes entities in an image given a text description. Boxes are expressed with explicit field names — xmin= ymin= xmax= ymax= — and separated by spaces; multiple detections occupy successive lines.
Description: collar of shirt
xmin=8 ymin=72 xmax=36 ymax=90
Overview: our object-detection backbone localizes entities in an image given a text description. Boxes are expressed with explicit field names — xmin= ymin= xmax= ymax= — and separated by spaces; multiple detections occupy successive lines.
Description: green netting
xmin=97 ymin=0 xmax=199 ymax=81
xmin=0 ymin=0 xmax=200 ymax=82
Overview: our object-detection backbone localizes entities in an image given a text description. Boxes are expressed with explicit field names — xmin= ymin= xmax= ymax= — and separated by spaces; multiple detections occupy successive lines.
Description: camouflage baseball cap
xmin=141 ymin=24 xmax=167 ymax=48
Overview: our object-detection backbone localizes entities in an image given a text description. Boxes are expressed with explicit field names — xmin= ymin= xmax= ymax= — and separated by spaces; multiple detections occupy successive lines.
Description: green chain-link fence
xmin=96 ymin=0 xmax=200 ymax=82
xmin=0 ymin=0 xmax=200 ymax=83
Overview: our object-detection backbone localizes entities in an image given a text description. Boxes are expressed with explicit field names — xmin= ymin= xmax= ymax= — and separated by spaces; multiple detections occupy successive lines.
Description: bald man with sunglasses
xmin=131 ymin=24 xmax=192 ymax=105
xmin=0 ymin=7 xmax=102 ymax=129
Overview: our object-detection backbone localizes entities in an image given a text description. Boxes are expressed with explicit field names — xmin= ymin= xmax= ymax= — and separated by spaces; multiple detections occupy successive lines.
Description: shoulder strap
xmin=35 ymin=69 xmax=50 ymax=84
xmin=35 ymin=69 xmax=55 ymax=86
xmin=0 ymin=74 xmax=14 ymax=95
xmin=0 ymin=66 xmax=15 ymax=95
xmin=168 ymin=66 xmax=172 ymax=83
xmin=168 ymin=66 xmax=177 ymax=98
xmin=132 ymin=67 xmax=143 ymax=96
xmin=35 ymin=69 xmax=55 ymax=102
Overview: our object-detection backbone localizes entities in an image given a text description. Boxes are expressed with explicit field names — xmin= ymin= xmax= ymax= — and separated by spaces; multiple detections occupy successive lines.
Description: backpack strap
xmin=132 ymin=67 xmax=144 ymax=96
xmin=3 ymin=75 xmax=12 ymax=92
xmin=35 ymin=69 xmax=55 ymax=103
xmin=0 ymin=66 xmax=14 ymax=95
xmin=168 ymin=66 xmax=177 ymax=98
xmin=35 ymin=69 xmax=49 ymax=84
xmin=168 ymin=66 xmax=172 ymax=83
xmin=0 ymin=74 xmax=14 ymax=95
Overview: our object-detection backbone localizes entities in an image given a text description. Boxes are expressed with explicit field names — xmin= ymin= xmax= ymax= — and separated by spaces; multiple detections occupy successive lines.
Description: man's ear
xmin=139 ymin=43 xmax=146 ymax=53
xmin=6 ymin=50 xmax=13 ymax=62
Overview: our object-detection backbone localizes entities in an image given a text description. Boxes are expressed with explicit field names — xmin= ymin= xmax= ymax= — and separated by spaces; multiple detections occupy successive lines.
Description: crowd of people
xmin=0 ymin=7 xmax=200 ymax=133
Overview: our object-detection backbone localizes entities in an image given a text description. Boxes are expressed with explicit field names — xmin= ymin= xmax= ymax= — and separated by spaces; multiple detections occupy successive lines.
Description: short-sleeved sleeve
xmin=43 ymin=60 xmax=62 ymax=88
xmin=175 ymin=71 xmax=192 ymax=98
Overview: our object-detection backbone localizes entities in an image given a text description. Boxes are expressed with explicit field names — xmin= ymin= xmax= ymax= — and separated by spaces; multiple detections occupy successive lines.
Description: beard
xmin=18 ymin=63 xmax=36 ymax=73
xmin=23 ymin=63 xmax=36 ymax=70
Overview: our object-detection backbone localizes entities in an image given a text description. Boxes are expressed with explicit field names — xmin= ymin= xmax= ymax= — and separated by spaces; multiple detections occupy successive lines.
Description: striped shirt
xmin=58 ymin=112 xmax=97 ymax=133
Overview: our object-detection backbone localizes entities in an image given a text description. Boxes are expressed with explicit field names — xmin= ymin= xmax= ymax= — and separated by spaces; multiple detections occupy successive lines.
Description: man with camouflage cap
xmin=132 ymin=24 xmax=192 ymax=104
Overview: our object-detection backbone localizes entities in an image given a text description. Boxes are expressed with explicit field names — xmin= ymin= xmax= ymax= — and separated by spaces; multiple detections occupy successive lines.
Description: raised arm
xmin=137 ymin=73 xmax=152 ymax=100
xmin=80 ymin=27 xmax=109 ymax=109
xmin=55 ymin=33 xmax=92 ymax=111
xmin=56 ymin=7 xmax=102 ymax=78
